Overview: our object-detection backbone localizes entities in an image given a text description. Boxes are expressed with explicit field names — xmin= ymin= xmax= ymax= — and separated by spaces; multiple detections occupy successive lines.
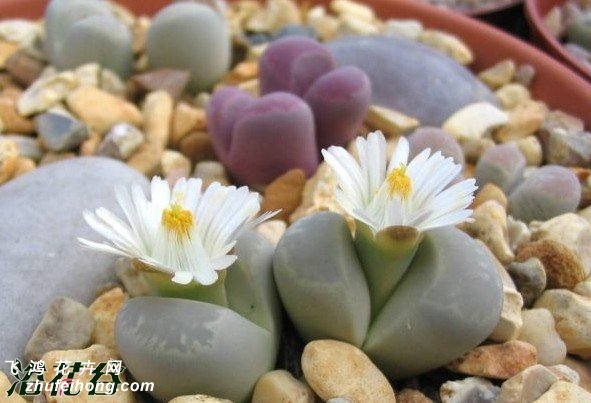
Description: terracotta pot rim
xmin=525 ymin=0 xmax=591 ymax=81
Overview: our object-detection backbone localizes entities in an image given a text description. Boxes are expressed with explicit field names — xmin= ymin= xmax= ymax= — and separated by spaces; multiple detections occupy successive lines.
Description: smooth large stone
xmin=325 ymin=35 xmax=496 ymax=126
xmin=0 ymin=157 xmax=149 ymax=375
xmin=363 ymin=226 xmax=504 ymax=379
xmin=116 ymin=297 xmax=277 ymax=403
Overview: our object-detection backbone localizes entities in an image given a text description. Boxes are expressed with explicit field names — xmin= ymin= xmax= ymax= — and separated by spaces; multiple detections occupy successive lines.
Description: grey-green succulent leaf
xmin=354 ymin=221 xmax=422 ymax=319
xmin=115 ymin=297 xmax=276 ymax=403
xmin=61 ymin=15 xmax=133 ymax=78
xmin=273 ymin=212 xmax=371 ymax=346
xmin=225 ymin=230 xmax=282 ymax=347
xmin=146 ymin=1 xmax=231 ymax=93
xmin=363 ymin=226 xmax=504 ymax=379
xmin=44 ymin=0 xmax=133 ymax=78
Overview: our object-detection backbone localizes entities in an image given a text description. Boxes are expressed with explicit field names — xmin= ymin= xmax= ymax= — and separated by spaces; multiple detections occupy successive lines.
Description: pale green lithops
xmin=44 ymin=0 xmax=133 ymax=78
xmin=146 ymin=1 xmax=231 ymax=92
xmin=274 ymin=131 xmax=503 ymax=379
xmin=79 ymin=177 xmax=280 ymax=402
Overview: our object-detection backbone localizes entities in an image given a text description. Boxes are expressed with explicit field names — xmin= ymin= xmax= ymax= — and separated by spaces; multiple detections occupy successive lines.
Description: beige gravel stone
xmin=364 ymin=105 xmax=419 ymax=137
xmin=472 ymin=183 xmax=507 ymax=210
xmin=533 ymin=213 xmax=591 ymax=278
xmin=533 ymin=380 xmax=591 ymax=402
xmin=331 ymin=0 xmax=375 ymax=22
xmin=382 ymin=19 xmax=423 ymax=40
xmin=161 ymin=149 xmax=191 ymax=178
xmin=171 ymin=102 xmax=206 ymax=147
xmin=516 ymin=136 xmax=543 ymax=166
xmin=66 ymin=86 xmax=143 ymax=135
xmin=534 ymin=289 xmax=591 ymax=359
xmin=89 ymin=287 xmax=126 ymax=350
xmin=498 ymin=364 xmax=558 ymax=403
xmin=252 ymin=370 xmax=314 ymax=403
xmin=574 ymin=281 xmax=591 ymax=298
xmin=127 ymin=90 xmax=173 ymax=175
xmin=461 ymin=137 xmax=495 ymax=164
xmin=517 ymin=239 xmax=586 ymax=289
xmin=442 ymin=102 xmax=508 ymax=142
xmin=302 ymin=339 xmax=396 ymax=402
xmin=418 ymin=30 xmax=473 ymax=65
xmin=494 ymin=101 xmax=547 ymax=143
xmin=306 ymin=6 xmax=340 ymax=41
xmin=548 ymin=364 xmax=580 ymax=384
xmin=0 ymin=370 xmax=27 ymax=402
xmin=459 ymin=200 xmax=514 ymax=264
xmin=563 ymin=356 xmax=591 ymax=392
xmin=42 ymin=345 xmax=134 ymax=403
xmin=18 ymin=71 xmax=78 ymax=116
xmin=115 ymin=258 xmax=150 ymax=298
xmin=490 ymin=286 xmax=523 ymax=342
xmin=446 ymin=340 xmax=537 ymax=380
xmin=256 ymin=219 xmax=287 ymax=246
xmin=495 ymin=83 xmax=531 ymax=110
xmin=478 ymin=60 xmax=516 ymax=89
xmin=337 ymin=15 xmax=380 ymax=36
xmin=507 ymin=215 xmax=531 ymax=252
xmin=179 ymin=131 xmax=216 ymax=165
xmin=518 ymin=308 xmax=567 ymax=366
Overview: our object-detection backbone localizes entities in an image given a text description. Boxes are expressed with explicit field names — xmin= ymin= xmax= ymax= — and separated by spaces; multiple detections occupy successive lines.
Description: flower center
xmin=386 ymin=165 xmax=412 ymax=199
xmin=162 ymin=204 xmax=194 ymax=239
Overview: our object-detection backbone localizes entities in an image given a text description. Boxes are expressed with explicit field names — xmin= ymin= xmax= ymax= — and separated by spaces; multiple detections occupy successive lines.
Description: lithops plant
xmin=273 ymin=131 xmax=503 ymax=379
xmin=44 ymin=0 xmax=133 ymax=78
xmin=79 ymin=177 xmax=280 ymax=402
xmin=146 ymin=0 xmax=231 ymax=92
xmin=207 ymin=37 xmax=371 ymax=185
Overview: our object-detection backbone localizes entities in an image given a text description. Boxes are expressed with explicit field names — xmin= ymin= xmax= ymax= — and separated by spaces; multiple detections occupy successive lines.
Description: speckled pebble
xmin=516 ymin=239 xmax=586 ymax=289
xmin=24 ymin=297 xmax=95 ymax=361
xmin=301 ymin=339 xmax=396 ymax=402
xmin=534 ymin=380 xmax=591 ymax=402
xmin=446 ymin=340 xmax=537 ymax=380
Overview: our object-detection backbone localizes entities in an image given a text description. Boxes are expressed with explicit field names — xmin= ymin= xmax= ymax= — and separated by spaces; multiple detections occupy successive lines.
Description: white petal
xmin=388 ymin=136 xmax=410 ymax=171
xmin=172 ymin=271 xmax=193 ymax=285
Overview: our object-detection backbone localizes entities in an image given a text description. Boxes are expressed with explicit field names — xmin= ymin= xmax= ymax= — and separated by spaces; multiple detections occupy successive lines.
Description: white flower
xmin=321 ymin=130 xmax=477 ymax=234
xmin=79 ymin=177 xmax=275 ymax=286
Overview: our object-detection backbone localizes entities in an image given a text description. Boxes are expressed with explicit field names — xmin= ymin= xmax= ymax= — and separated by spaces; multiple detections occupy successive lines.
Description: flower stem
xmin=134 ymin=260 xmax=228 ymax=307
xmin=354 ymin=221 xmax=422 ymax=320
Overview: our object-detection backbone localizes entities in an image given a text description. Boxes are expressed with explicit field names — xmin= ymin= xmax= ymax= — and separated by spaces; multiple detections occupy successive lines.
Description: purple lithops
xmin=208 ymin=37 xmax=371 ymax=185
xmin=259 ymin=37 xmax=334 ymax=97
xmin=475 ymin=142 xmax=526 ymax=193
xmin=508 ymin=165 xmax=581 ymax=222
xmin=207 ymin=88 xmax=318 ymax=185
xmin=303 ymin=66 xmax=371 ymax=150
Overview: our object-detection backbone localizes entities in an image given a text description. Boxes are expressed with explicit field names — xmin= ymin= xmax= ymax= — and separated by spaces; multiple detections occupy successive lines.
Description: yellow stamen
xmin=162 ymin=204 xmax=194 ymax=239
xmin=386 ymin=165 xmax=412 ymax=199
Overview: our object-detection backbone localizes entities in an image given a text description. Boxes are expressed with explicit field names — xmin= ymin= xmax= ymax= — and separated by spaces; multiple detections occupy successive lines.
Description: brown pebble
xmin=88 ymin=287 xmax=127 ymax=350
xmin=179 ymin=131 xmax=217 ymax=165
xmin=222 ymin=60 xmax=259 ymax=85
xmin=130 ymin=68 xmax=190 ymax=100
xmin=262 ymin=169 xmax=306 ymax=222
xmin=0 ymin=40 xmax=18 ymax=69
xmin=516 ymin=239 xmax=586 ymax=289
xmin=472 ymin=183 xmax=508 ymax=210
xmin=79 ymin=131 xmax=102 ymax=156
xmin=13 ymin=157 xmax=36 ymax=178
xmin=39 ymin=151 xmax=76 ymax=166
xmin=0 ymin=139 xmax=18 ymax=184
xmin=5 ymin=49 xmax=46 ymax=87
xmin=446 ymin=340 xmax=537 ymax=380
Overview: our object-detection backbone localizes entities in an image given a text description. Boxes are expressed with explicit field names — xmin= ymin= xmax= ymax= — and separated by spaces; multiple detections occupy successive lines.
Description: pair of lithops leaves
xmin=45 ymin=0 xmax=229 ymax=91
